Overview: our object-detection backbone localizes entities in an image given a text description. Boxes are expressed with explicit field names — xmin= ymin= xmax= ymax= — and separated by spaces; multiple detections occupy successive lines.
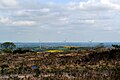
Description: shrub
xmin=2 ymin=49 xmax=12 ymax=53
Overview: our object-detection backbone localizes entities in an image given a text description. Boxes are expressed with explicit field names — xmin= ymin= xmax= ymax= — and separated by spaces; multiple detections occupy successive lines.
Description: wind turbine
xmin=39 ymin=39 xmax=41 ymax=50
xmin=89 ymin=40 xmax=93 ymax=47
xmin=63 ymin=38 xmax=67 ymax=46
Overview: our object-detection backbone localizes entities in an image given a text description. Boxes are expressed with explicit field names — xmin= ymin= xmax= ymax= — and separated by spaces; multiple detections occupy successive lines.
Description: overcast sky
xmin=0 ymin=0 xmax=120 ymax=42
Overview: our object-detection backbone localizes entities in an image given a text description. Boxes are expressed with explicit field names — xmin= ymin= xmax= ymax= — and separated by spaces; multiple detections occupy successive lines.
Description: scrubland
xmin=0 ymin=48 xmax=120 ymax=80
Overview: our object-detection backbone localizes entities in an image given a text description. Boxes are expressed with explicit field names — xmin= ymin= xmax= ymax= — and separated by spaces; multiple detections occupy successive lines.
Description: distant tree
xmin=112 ymin=44 xmax=120 ymax=48
xmin=13 ymin=48 xmax=23 ymax=54
xmin=13 ymin=48 xmax=34 ymax=54
xmin=1 ymin=42 xmax=16 ymax=53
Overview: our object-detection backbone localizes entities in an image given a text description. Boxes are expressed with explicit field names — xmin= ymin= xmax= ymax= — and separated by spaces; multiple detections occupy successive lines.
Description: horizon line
xmin=0 ymin=41 xmax=120 ymax=43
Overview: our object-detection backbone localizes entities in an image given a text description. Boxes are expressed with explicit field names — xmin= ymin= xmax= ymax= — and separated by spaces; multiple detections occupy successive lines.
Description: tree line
xmin=0 ymin=42 xmax=33 ymax=54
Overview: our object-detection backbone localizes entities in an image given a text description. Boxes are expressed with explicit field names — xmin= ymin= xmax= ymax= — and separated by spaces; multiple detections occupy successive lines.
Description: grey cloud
xmin=0 ymin=0 xmax=120 ymax=41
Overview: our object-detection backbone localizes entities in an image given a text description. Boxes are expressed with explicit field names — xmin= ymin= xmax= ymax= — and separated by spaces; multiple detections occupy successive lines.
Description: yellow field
xmin=46 ymin=50 xmax=64 ymax=53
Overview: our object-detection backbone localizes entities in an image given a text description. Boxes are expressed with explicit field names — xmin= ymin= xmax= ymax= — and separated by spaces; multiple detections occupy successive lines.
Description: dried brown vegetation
xmin=0 ymin=48 xmax=120 ymax=80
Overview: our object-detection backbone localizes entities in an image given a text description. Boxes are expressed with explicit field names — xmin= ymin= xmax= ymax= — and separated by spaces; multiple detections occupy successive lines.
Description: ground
xmin=0 ymin=48 xmax=120 ymax=80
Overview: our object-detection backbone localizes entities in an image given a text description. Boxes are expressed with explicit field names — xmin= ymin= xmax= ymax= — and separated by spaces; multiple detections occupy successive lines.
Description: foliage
xmin=2 ymin=49 xmax=12 ymax=53
xmin=64 ymin=46 xmax=80 ymax=50
xmin=1 ymin=42 xmax=16 ymax=53
xmin=0 ymin=48 xmax=120 ymax=79
xmin=13 ymin=48 xmax=34 ymax=54
xmin=112 ymin=44 xmax=120 ymax=48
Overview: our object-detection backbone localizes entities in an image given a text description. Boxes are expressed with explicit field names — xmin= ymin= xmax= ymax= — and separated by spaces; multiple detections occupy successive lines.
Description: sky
xmin=0 ymin=0 xmax=120 ymax=42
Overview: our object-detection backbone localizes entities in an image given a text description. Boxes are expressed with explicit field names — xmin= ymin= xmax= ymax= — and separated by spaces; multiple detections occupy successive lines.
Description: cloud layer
xmin=0 ymin=0 xmax=120 ymax=42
